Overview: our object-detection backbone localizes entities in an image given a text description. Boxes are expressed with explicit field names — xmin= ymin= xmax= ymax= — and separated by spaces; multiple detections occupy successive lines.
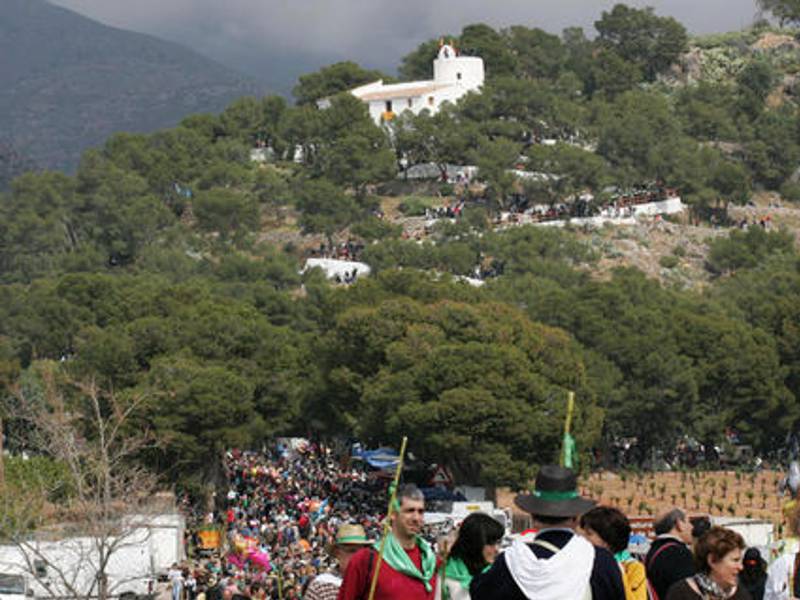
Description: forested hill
xmin=0 ymin=0 xmax=267 ymax=176
xmin=4 ymin=4 xmax=800 ymax=492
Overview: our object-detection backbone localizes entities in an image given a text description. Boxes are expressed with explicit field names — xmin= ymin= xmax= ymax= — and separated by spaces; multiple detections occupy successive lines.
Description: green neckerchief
xmin=445 ymin=556 xmax=472 ymax=590
xmin=615 ymin=549 xmax=632 ymax=562
xmin=374 ymin=533 xmax=437 ymax=591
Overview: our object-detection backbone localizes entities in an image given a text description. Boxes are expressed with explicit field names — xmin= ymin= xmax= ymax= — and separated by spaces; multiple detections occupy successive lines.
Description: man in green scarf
xmin=338 ymin=484 xmax=438 ymax=600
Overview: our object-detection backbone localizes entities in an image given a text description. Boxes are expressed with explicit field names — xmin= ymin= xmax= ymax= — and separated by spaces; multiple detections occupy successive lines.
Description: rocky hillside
xmin=665 ymin=28 xmax=800 ymax=100
xmin=0 ymin=0 xmax=267 ymax=175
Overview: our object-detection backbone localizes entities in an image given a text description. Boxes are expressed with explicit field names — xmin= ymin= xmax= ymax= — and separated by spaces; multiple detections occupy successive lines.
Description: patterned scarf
xmin=374 ymin=533 xmax=437 ymax=591
xmin=694 ymin=573 xmax=737 ymax=599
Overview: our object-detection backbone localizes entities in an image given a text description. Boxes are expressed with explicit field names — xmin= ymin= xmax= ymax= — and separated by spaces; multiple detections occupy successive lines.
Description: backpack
xmin=620 ymin=558 xmax=648 ymax=600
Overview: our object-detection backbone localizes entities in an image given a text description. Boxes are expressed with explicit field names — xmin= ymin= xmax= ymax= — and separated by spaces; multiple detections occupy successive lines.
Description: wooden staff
xmin=367 ymin=436 xmax=408 ymax=600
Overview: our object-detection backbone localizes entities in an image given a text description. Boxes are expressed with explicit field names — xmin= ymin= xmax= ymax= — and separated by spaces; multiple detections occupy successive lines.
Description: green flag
xmin=560 ymin=391 xmax=577 ymax=468
xmin=562 ymin=432 xmax=577 ymax=469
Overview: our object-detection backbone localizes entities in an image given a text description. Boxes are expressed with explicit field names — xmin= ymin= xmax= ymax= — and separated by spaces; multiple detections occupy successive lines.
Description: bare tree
xmin=0 ymin=363 xmax=166 ymax=600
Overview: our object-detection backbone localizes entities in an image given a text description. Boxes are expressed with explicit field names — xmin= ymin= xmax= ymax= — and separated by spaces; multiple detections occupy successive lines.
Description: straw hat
xmin=325 ymin=523 xmax=372 ymax=554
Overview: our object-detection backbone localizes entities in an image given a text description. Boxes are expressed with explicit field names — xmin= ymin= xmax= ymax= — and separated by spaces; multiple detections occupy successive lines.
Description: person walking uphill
xmin=470 ymin=465 xmax=625 ymax=600
xmin=337 ymin=484 xmax=438 ymax=600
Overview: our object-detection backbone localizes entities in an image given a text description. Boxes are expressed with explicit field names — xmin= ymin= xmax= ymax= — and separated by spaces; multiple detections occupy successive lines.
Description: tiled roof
xmin=354 ymin=83 xmax=450 ymax=102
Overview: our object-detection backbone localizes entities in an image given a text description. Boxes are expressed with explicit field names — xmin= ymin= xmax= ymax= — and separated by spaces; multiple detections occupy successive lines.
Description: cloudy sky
xmin=49 ymin=0 xmax=763 ymax=92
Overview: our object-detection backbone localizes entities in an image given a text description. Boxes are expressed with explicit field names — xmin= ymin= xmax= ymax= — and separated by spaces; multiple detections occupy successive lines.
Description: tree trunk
xmin=98 ymin=573 xmax=108 ymax=600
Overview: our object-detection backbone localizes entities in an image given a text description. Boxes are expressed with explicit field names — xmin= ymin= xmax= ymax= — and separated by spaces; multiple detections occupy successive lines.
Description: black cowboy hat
xmin=515 ymin=465 xmax=595 ymax=518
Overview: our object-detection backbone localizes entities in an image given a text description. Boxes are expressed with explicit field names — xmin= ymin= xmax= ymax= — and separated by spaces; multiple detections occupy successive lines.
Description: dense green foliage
xmin=292 ymin=62 xmax=389 ymax=105
xmin=3 ymin=5 xmax=800 ymax=490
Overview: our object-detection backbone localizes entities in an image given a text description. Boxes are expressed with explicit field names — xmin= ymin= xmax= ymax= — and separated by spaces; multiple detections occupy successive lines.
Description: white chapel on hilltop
xmin=342 ymin=43 xmax=484 ymax=124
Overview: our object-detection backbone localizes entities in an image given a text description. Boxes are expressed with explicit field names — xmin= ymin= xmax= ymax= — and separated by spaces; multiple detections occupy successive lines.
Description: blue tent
xmin=629 ymin=533 xmax=648 ymax=545
xmin=420 ymin=487 xmax=466 ymax=501
xmin=352 ymin=446 xmax=400 ymax=470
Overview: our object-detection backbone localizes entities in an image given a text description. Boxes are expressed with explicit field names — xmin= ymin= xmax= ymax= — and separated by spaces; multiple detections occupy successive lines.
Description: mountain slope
xmin=0 ymin=0 xmax=267 ymax=173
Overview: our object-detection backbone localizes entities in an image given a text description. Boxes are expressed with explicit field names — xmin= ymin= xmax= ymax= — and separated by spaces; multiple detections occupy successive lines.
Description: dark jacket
xmin=665 ymin=578 xmax=751 ymax=600
xmin=645 ymin=537 xmax=695 ymax=600
xmin=470 ymin=530 xmax=625 ymax=600
xmin=739 ymin=568 xmax=766 ymax=600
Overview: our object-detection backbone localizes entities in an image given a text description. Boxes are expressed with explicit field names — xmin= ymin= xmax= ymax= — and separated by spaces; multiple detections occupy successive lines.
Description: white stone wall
xmin=351 ymin=45 xmax=485 ymax=126
xmin=433 ymin=51 xmax=484 ymax=90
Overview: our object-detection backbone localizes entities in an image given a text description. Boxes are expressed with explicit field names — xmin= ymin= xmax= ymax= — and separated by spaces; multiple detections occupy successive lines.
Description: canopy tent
xmin=351 ymin=446 xmax=400 ymax=470
xmin=420 ymin=487 xmax=466 ymax=502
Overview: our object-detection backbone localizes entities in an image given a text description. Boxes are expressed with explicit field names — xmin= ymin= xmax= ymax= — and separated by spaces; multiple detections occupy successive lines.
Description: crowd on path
xmin=308 ymin=241 xmax=365 ymax=262
xmin=497 ymin=186 xmax=681 ymax=225
xmin=179 ymin=443 xmax=389 ymax=599
xmin=332 ymin=465 xmax=775 ymax=600
xmin=177 ymin=443 xmax=800 ymax=600
xmin=414 ymin=186 xmax=679 ymax=228
xmin=425 ymin=200 xmax=466 ymax=220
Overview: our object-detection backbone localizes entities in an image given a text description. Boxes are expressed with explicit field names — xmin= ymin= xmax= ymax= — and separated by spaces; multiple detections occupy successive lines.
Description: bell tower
xmin=432 ymin=43 xmax=485 ymax=90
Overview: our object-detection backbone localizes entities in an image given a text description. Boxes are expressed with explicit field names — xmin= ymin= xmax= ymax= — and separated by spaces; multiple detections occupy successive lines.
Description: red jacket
xmin=337 ymin=545 xmax=437 ymax=600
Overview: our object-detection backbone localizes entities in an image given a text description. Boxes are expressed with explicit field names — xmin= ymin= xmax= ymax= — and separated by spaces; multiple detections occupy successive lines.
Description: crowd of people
xmin=425 ymin=200 xmax=466 ymax=220
xmin=333 ymin=269 xmax=360 ymax=285
xmin=176 ymin=443 xmax=800 ymax=600
xmin=495 ymin=186 xmax=681 ymax=226
xmin=735 ymin=215 xmax=774 ymax=230
xmin=331 ymin=465 xmax=776 ymax=600
xmin=179 ymin=443 xmax=389 ymax=599
xmin=309 ymin=241 xmax=365 ymax=262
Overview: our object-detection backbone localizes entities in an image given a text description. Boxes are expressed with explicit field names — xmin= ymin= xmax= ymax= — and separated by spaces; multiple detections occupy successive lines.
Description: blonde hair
xmin=786 ymin=500 xmax=800 ymax=538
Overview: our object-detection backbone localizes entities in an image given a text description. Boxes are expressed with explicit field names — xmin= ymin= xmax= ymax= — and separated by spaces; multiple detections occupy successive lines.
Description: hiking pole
xmin=367 ymin=436 xmax=408 ymax=600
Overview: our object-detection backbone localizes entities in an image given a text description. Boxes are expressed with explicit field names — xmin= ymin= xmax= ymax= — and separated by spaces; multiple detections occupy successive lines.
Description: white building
xmin=343 ymin=44 xmax=485 ymax=125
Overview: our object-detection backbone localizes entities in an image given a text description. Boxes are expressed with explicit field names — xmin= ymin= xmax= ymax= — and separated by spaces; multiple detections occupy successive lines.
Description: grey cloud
xmin=48 ymin=0 xmax=761 ymax=89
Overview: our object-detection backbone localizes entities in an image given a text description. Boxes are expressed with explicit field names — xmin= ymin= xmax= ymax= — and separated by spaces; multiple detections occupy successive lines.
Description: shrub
xmin=398 ymin=196 xmax=436 ymax=216
xmin=351 ymin=216 xmax=403 ymax=241
xmin=780 ymin=180 xmax=800 ymax=202
xmin=706 ymin=226 xmax=795 ymax=274
xmin=660 ymin=255 xmax=680 ymax=269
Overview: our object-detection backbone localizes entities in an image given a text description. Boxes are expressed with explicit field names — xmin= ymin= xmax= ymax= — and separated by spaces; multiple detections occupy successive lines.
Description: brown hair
xmin=580 ymin=506 xmax=631 ymax=553
xmin=693 ymin=526 xmax=745 ymax=574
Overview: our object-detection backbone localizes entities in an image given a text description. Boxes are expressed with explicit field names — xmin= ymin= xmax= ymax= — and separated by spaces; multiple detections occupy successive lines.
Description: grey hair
xmin=654 ymin=508 xmax=686 ymax=535
xmin=397 ymin=483 xmax=424 ymax=504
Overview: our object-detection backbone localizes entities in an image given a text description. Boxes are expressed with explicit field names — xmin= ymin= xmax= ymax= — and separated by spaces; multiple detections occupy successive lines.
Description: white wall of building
xmin=433 ymin=49 xmax=484 ymax=89
xmin=351 ymin=44 xmax=484 ymax=125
